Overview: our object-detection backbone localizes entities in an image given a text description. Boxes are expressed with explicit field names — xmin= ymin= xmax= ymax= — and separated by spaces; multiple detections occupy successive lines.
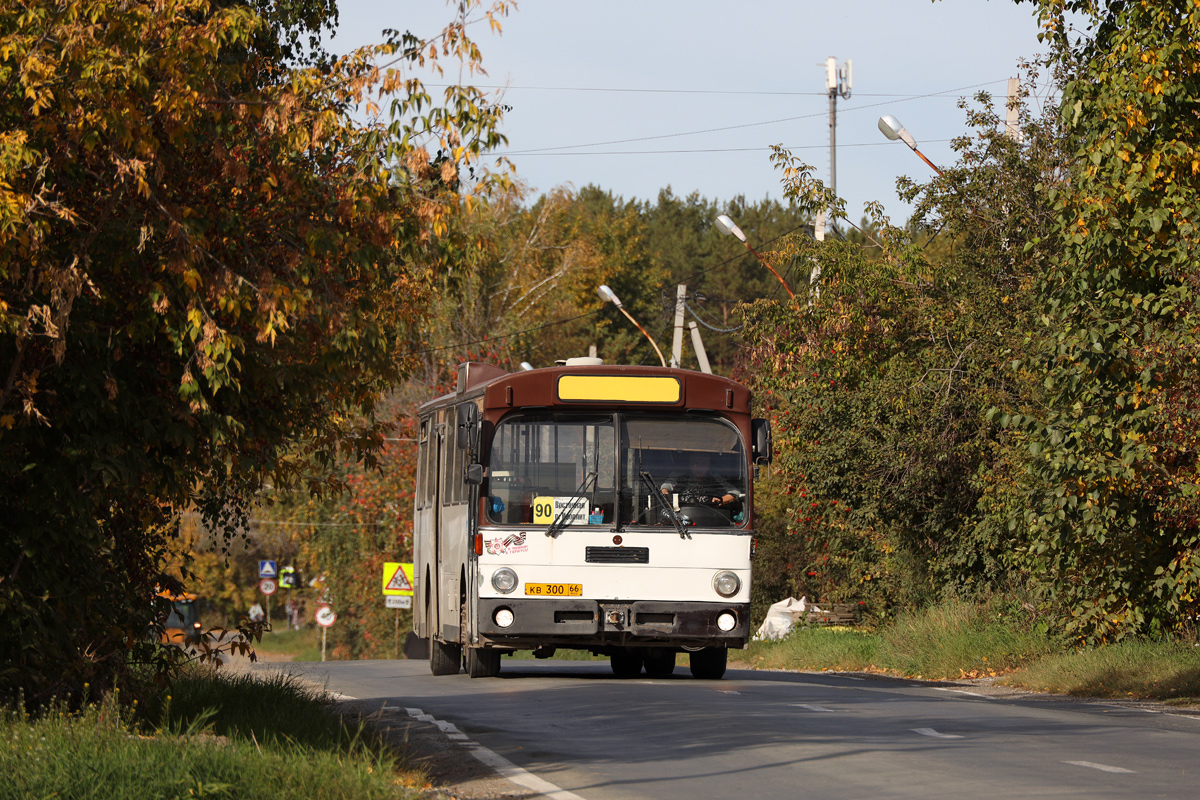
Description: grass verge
xmin=251 ymin=626 xmax=324 ymax=662
xmin=1002 ymin=639 xmax=1200 ymax=700
xmin=1 ymin=668 xmax=427 ymax=800
xmin=732 ymin=598 xmax=1200 ymax=702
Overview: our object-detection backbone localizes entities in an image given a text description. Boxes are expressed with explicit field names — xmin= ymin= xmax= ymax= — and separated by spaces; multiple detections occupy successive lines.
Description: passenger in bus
xmin=662 ymin=450 xmax=744 ymax=511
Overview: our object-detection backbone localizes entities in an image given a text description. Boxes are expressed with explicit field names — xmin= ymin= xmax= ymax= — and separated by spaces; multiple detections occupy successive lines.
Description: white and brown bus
xmin=413 ymin=358 xmax=771 ymax=679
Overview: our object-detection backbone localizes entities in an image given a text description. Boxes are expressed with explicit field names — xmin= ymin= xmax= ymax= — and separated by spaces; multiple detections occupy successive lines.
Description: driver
xmin=662 ymin=450 xmax=743 ymax=510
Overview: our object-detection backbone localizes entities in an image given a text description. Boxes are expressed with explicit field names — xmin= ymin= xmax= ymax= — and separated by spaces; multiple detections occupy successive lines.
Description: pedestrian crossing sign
xmin=258 ymin=560 xmax=278 ymax=578
xmin=382 ymin=562 xmax=414 ymax=596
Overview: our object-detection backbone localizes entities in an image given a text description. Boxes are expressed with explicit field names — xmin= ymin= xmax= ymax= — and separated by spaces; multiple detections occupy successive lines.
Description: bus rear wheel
xmin=466 ymin=647 xmax=502 ymax=678
xmin=430 ymin=638 xmax=462 ymax=675
xmin=644 ymin=647 xmax=676 ymax=676
xmin=688 ymin=647 xmax=727 ymax=680
xmin=610 ymin=648 xmax=643 ymax=678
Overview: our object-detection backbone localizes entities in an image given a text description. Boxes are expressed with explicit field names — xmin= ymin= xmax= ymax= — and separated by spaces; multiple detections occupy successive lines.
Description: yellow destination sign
xmin=382 ymin=562 xmax=415 ymax=596
xmin=557 ymin=375 xmax=681 ymax=404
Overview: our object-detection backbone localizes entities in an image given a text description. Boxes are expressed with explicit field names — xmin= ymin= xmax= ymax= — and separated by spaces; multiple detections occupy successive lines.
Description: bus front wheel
xmin=466 ymin=647 xmax=501 ymax=678
xmin=688 ymin=647 xmax=727 ymax=680
xmin=610 ymin=648 xmax=643 ymax=678
xmin=430 ymin=638 xmax=462 ymax=675
xmin=644 ymin=647 xmax=676 ymax=676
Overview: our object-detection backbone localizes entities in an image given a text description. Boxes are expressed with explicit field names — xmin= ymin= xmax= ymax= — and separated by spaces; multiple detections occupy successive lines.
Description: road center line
xmin=912 ymin=727 xmax=964 ymax=739
xmin=406 ymin=707 xmax=587 ymax=800
xmin=1063 ymin=760 xmax=1135 ymax=774
xmin=791 ymin=704 xmax=834 ymax=712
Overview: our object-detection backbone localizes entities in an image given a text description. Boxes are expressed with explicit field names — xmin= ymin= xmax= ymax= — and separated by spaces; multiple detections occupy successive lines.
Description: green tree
xmin=1008 ymin=0 xmax=1200 ymax=641
xmin=0 ymin=0 xmax=511 ymax=702
xmin=742 ymin=81 xmax=1064 ymax=619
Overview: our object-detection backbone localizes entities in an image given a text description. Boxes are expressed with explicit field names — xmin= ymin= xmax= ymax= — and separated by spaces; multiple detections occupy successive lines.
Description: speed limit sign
xmin=258 ymin=578 xmax=277 ymax=596
xmin=315 ymin=605 xmax=337 ymax=628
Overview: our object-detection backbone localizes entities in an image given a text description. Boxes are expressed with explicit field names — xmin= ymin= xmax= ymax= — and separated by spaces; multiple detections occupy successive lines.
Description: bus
xmin=412 ymin=358 xmax=771 ymax=679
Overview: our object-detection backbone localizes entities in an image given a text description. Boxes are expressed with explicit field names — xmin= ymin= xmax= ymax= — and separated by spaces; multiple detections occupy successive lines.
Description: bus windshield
xmin=484 ymin=414 xmax=746 ymax=529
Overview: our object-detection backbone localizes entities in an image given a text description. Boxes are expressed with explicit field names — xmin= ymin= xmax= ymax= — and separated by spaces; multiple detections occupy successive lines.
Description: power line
xmin=406 ymin=309 xmax=601 ymax=358
xmin=505 ymin=80 xmax=1005 ymax=154
xmin=429 ymin=83 xmax=995 ymax=99
xmin=505 ymin=139 xmax=952 ymax=157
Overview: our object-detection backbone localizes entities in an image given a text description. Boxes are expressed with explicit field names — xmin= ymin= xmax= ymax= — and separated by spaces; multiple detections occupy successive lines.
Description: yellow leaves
xmin=259 ymin=172 xmax=277 ymax=201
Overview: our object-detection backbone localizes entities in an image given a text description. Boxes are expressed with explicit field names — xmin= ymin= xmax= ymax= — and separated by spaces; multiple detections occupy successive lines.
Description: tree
xmin=741 ymin=80 xmax=1065 ymax=619
xmin=0 ymin=0 xmax=512 ymax=702
xmin=1008 ymin=0 xmax=1200 ymax=641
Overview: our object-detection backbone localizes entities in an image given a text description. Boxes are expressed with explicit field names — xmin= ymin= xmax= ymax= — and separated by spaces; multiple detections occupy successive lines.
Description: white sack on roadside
xmin=753 ymin=596 xmax=823 ymax=641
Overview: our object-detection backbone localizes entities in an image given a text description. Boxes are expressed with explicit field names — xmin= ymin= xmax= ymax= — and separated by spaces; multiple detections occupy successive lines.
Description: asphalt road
xmin=254 ymin=657 xmax=1200 ymax=800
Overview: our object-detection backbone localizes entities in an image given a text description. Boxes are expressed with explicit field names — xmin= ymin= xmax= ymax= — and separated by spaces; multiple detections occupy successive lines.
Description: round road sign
xmin=258 ymin=578 xmax=277 ymax=596
xmin=315 ymin=606 xmax=337 ymax=627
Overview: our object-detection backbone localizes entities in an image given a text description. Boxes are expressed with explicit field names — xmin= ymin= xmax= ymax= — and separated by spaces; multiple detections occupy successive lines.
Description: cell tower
xmin=826 ymin=57 xmax=852 ymax=202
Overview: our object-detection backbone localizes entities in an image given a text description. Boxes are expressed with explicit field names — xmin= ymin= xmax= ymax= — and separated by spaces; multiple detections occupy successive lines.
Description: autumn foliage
xmin=0 ymin=0 xmax=511 ymax=701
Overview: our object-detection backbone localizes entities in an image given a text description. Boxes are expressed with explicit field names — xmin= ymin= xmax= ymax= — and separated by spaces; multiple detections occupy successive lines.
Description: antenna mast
xmin=825 ymin=57 xmax=852 ymax=228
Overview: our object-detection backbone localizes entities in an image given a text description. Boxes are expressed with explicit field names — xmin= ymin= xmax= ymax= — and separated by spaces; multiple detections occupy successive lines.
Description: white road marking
xmin=934 ymin=688 xmax=994 ymax=700
xmin=791 ymin=704 xmax=834 ymax=712
xmin=718 ymin=690 xmax=742 ymax=695
xmin=1064 ymin=760 xmax=1135 ymax=774
xmin=406 ymin=707 xmax=587 ymax=800
xmin=912 ymin=727 xmax=964 ymax=739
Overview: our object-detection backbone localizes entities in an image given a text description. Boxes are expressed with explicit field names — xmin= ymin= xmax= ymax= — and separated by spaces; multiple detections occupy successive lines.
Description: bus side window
xmin=416 ymin=418 xmax=429 ymax=509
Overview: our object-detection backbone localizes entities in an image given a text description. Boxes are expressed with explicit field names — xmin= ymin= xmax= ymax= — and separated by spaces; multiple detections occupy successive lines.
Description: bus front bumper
xmin=476 ymin=598 xmax=750 ymax=646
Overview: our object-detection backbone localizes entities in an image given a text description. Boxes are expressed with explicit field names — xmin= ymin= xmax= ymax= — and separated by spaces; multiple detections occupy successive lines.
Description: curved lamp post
xmin=714 ymin=214 xmax=795 ymax=300
xmin=597 ymin=285 xmax=667 ymax=367
xmin=877 ymin=114 xmax=943 ymax=175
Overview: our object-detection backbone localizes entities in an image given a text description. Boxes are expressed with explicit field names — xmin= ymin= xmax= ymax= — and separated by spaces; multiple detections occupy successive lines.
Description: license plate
xmin=525 ymin=583 xmax=583 ymax=597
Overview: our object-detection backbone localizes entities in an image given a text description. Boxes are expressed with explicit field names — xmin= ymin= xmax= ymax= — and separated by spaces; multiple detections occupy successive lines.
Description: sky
xmin=326 ymin=1 xmax=1057 ymax=224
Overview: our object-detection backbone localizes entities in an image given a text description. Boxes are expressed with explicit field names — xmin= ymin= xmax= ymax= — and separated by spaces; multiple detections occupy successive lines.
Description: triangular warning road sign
xmin=385 ymin=566 xmax=413 ymax=592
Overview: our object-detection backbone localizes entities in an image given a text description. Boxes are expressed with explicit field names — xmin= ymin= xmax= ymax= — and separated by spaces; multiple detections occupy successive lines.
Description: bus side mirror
xmin=465 ymin=463 xmax=484 ymax=485
xmin=751 ymin=418 xmax=772 ymax=465
xmin=456 ymin=403 xmax=478 ymax=451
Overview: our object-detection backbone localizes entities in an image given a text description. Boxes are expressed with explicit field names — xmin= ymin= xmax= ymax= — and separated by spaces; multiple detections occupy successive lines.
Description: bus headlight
xmin=491 ymin=568 xmax=518 ymax=594
xmin=717 ymin=612 xmax=738 ymax=632
xmin=494 ymin=607 xmax=515 ymax=628
xmin=712 ymin=570 xmax=741 ymax=598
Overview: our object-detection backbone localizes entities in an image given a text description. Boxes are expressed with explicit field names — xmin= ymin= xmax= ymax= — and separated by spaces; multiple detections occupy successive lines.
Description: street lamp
xmin=713 ymin=214 xmax=795 ymax=300
xmin=877 ymin=114 xmax=943 ymax=175
xmin=597 ymin=285 xmax=667 ymax=367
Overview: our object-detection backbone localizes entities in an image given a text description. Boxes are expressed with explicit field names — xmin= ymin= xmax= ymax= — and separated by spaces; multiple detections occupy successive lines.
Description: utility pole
xmin=825 ymin=57 xmax=852 ymax=202
xmin=670 ymin=284 xmax=686 ymax=368
xmin=1004 ymin=77 xmax=1022 ymax=142
xmin=687 ymin=322 xmax=712 ymax=375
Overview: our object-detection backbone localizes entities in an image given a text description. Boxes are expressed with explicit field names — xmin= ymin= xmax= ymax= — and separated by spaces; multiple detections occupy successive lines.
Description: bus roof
xmin=419 ymin=362 xmax=750 ymax=416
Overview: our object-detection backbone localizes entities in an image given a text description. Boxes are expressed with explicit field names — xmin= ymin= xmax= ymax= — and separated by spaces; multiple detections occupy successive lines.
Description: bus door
xmin=414 ymin=414 xmax=440 ymax=639
xmin=436 ymin=407 xmax=468 ymax=642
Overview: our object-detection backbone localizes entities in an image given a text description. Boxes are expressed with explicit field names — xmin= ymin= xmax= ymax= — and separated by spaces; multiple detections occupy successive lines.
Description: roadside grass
xmin=1002 ymin=639 xmax=1200 ymax=701
xmin=874 ymin=599 xmax=1055 ymax=679
xmin=251 ymin=626 xmax=324 ymax=662
xmin=736 ymin=626 xmax=879 ymax=672
xmin=0 ymin=668 xmax=427 ymax=800
xmin=733 ymin=599 xmax=1200 ymax=702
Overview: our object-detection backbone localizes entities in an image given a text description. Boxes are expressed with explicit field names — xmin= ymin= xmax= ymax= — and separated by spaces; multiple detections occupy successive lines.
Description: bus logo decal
xmin=485 ymin=532 xmax=528 ymax=555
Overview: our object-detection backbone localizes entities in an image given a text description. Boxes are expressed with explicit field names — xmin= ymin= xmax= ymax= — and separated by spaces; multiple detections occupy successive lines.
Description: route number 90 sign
xmin=532 ymin=496 xmax=588 ymax=525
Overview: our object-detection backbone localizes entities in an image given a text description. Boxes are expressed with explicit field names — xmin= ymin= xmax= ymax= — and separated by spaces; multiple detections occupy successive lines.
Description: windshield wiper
xmin=545 ymin=472 xmax=597 ymax=538
xmin=639 ymin=471 xmax=690 ymax=539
